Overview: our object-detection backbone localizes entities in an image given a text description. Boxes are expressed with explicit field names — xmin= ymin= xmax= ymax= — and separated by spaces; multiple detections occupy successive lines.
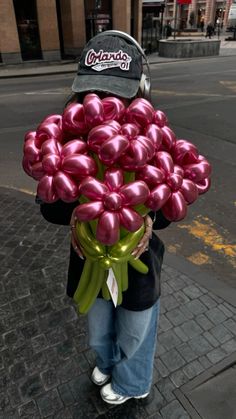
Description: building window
xmin=84 ymin=0 xmax=112 ymax=40
xmin=13 ymin=0 xmax=42 ymax=61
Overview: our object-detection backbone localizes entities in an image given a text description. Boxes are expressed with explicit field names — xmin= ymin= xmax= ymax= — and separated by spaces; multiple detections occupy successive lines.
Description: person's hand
xmin=131 ymin=215 xmax=153 ymax=259
xmin=70 ymin=209 xmax=84 ymax=259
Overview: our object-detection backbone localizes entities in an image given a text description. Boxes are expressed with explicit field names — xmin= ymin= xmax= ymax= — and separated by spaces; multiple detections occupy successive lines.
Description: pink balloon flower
xmin=74 ymin=168 xmax=150 ymax=245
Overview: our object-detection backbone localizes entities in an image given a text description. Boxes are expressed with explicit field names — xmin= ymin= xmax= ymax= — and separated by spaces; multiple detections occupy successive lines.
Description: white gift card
xmin=106 ymin=268 xmax=118 ymax=307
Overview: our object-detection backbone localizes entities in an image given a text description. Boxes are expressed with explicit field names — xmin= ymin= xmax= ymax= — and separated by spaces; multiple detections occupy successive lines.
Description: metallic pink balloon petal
xmin=42 ymin=114 xmax=62 ymax=129
xmin=105 ymin=120 xmax=121 ymax=131
xmin=42 ymin=153 xmax=61 ymax=175
xmin=184 ymin=159 xmax=212 ymax=182
xmin=120 ymin=181 xmax=149 ymax=206
xmin=174 ymin=164 xmax=184 ymax=177
xmin=104 ymin=168 xmax=124 ymax=190
xmin=99 ymin=135 xmax=129 ymax=165
xmin=88 ymin=124 xmax=119 ymax=153
xmin=62 ymin=154 xmax=97 ymax=179
xmin=195 ymin=178 xmax=211 ymax=194
xmin=137 ymin=165 xmax=165 ymax=187
xmin=145 ymin=124 xmax=163 ymax=151
xmin=152 ymin=110 xmax=168 ymax=127
xmin=146 ymin=184 xmax=171 ymax=211
xmin=103 ymin=192 xmax=122 ymax=211
xmin=96 ymin=211 xmax=120 ymax=245
xmin=126 ymin=98 xmax=154 ymax=127
xmin=75 ymin=201 xmax=104 ymax=221
xmin=79 ymin=177 xmax=109 ymax=200
xmin=41 ymin=138 xmax=61 ymax=156
xmin=136 ymin=135 xmax=155 ymax=161
xmin=155 ymin=151 xmax=174 ymax=174
xmin=83 ymin=93 xmax=104 ymax=127
xmin=160 ymin=126 xmax=176 ymax=151
xmin=37 ymin=175 xmax=58 ymax=203
xmin=180 ymin=179 xmax=199 ymax=203
xmin=119 ymin=142 xmax=149 ymax=171
xmin=102 ymin=97 xmax=126 ymax=122
xmin=172 ymin=139 xmax=199 ymax=165
xmin=162 ymin=191 xmax=187 ymax=221
xmin=36 ymin=121 xmax=63 ymax=146
xmin=23 ymin=138 xmax=41 ymax=163
xmin=119 ymin=207 xmax=144 ymax=232
xmin=53 ymin=171 xmax=79 ymax=202
xmin=22 ymin=156 xmax=33 ymax=177
xmin=24 ymin=130 xmax=37 ymax=143
xmin=166 ymin=173 xmax=183 ymax=191
xmin=61 ymin=139 xmax=87 ymax=157
xmin=62 ymin=103 xmax=88 ymax=135
xmin=120 ymin=123 xmax=140 ymax=139
xmin=31 ymin=161 xmax=45 ymax=180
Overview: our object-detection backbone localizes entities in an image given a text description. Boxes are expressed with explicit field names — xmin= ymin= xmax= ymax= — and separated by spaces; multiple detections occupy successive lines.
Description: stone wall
xmin=159 ymin=39 xmax=221 ymax=58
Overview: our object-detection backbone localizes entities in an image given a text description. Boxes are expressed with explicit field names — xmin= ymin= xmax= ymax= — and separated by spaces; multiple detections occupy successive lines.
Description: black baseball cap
xmin=72 ymin=32 xmax=143 ymax=99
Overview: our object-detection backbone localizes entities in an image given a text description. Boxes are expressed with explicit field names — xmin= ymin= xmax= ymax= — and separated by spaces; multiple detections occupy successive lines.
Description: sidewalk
xmin=0 ymin=186 xmax=236 ymax=418
xmin=0 ymin=35 xmax=235 ymax=80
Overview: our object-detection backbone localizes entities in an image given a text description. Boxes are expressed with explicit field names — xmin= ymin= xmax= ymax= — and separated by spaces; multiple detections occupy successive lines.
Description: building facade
xmin=0 ymin=0 xmax=233 ymax=65
xmin=0 ymin=0 xmax=143 ymax=64
xmin=164 ymin=0 xmax=233 ymax=31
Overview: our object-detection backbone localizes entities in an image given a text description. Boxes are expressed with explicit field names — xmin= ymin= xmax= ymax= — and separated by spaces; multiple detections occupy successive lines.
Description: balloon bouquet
xmin=22 ymin=94 xmax=211 ymax=313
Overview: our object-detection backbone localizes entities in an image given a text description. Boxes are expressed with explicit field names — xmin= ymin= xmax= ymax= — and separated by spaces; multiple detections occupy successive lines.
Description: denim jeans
xmin=87 ymin=298 xmax=160 ymax=396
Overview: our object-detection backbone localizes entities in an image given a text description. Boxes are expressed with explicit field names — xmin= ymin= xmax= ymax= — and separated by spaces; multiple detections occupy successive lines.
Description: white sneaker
xmin=91 ymin=367 xmax=110 ymax=386
xmin=100 ymin=383 xmax=149 ymax=405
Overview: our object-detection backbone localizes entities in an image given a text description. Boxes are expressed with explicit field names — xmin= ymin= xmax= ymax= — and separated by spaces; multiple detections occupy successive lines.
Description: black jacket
xmin=40 ymin=200 xmax=171 ymax=311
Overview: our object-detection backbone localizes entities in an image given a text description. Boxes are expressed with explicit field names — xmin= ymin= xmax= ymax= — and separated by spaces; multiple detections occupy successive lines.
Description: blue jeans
xmin=87 ymin=298 xmax=160 ymax=396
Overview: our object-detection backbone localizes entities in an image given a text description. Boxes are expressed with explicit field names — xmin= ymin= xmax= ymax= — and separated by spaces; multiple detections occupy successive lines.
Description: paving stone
xmin=183 ymin=285 xmax=204 ymax=299
xmin=173 ymin=326 xmax=189 ymax=343
xmin=36 ymin=389 xmax=63 ymax=417
xmin=207 ymin=347 xmax=228 ymax=364
xmin=159 ymin=330 xmax=182 ymax=351
xmin=18 ymin=400 xmax=40 ymax=418
xmin=183 ymin=359 xmax=205 ymax=379
xmin=166 ymin=277 xmax=188 ymax=292
xmin=200 ymin=294 xmax=218 ymax=309
xmin=223 ymin=318 xmax=236 ymax=336
xmin=160 ymin=295 xmax=179 ymax=312
xmin=165 ymin=308 xmax=187 ymax=326
xmin=198 ymin=355 xmax=212 ymax=369
xmin=205 ymin=307 xmax=227 ymax=325
xmin=40 ymin=368 xmax=60 ymax=391
xmin=155 ymin=377 xmax=176 ymax=402
xmin=9 ymin=361 xmax=26 ymax=382
xmin=160 ymin=348 xmax=185 ymax=372
xmin=162 ymin=282 xmax=173 ymax=295
xmin=184 ymin=299 xmax=207 ymax=315
xmin=145 ymin=386 xmax=165 ymax=415
xmin=159 ymin=314 xmax=173 ymax=332
xmin=195 ymin=313 xmax=214 ymax=331
xmin=176 ymin=342 xmax=197 ymax=362
xmin=178 ymin=319 xmax=203 ymax=339
xmin=188 ymin=334 xmax=213 ymax=356
xmin=218 ymin=303 xmax=234 ymax=318
xmin=160 ymin=399 xmax=190 ymax=419
xmin=174 ymin=290 xmax=191 ymax=305
xmin=155 ymin=358 xmax=169 ymax=378
xmin=210 ymin=324 xmax=234 ymax=343
xmin=20 ymin=374 xmax=44 ymax=401
xmin=58 ymin=383 xmax=75 ymax=406
xmin=31 ymin=334 xmax=48 ymax=353
xmin=203 ymin=331 xmax=220 ymax=348
xmin=221 ymin=338 xmax=236 ymax=354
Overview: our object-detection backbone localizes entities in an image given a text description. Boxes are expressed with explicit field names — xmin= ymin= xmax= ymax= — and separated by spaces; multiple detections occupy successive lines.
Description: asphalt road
xmin=0 ymin=55 xmax=235 ymax=287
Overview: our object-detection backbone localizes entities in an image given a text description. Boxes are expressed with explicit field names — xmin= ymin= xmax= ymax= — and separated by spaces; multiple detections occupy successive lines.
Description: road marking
xmin=220 ymin=81 xmax=236 ymax=93
xmin=178 ymin=216 xmax=236 ymax=267
xmin=152 ymin=89 xmax=224 ymax=97
xmin=0 ymin=185 xmax=35 ymax=195
xmin=187 ymin=252 xmax=212 ymax=265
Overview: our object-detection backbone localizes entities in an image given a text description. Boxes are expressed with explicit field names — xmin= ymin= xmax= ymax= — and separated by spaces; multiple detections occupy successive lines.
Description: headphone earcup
xmin=140 ymin=73 xmax=151 ymax=100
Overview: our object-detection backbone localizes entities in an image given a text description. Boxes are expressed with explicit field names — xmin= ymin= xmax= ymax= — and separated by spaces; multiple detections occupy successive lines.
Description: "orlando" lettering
xmin=85 ymin=49 xmax=132 ymax=66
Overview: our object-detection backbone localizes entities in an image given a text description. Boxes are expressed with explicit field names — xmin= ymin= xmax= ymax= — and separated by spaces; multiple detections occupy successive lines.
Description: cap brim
xmin=72 ymin=74 xmax=140 ymax=99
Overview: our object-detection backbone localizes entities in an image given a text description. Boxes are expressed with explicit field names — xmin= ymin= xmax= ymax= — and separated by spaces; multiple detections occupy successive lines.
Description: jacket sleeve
xmin=149 ymin=210 xmax=171 ymax=230
xmin=38 ymin=198 xmax=78 ymax=226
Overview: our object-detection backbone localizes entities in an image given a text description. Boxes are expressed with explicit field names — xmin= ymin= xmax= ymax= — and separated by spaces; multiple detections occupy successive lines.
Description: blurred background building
xmin=0 ymin=0 xmax=233 ymax=65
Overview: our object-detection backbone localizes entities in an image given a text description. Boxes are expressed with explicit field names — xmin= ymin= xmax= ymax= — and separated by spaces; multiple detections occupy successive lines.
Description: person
xmin=205 ymin=22 xmax=214 ymax=38
xmin=39 ymin=31 xmax=171 ymax=405
xmin=165 ymin=21 xmax=172 ymax=39
xmin=200 ymin=18 xmax=205 ymax=33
